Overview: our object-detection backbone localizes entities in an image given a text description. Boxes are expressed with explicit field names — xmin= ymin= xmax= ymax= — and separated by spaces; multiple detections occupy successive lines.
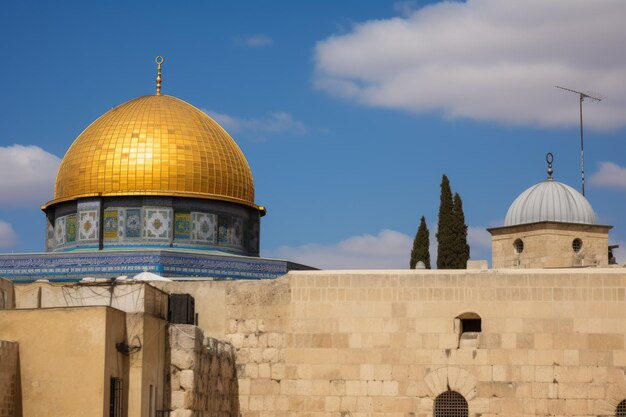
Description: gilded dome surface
xmin=504 ymin=179 xmax=596 ymax=226
xmin=45 ymin=95 xmax=256 ymax=209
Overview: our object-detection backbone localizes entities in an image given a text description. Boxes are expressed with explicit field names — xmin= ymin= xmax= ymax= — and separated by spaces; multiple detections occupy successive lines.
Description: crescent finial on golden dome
xmin=155 ymin=55 xmax=164 ymax=95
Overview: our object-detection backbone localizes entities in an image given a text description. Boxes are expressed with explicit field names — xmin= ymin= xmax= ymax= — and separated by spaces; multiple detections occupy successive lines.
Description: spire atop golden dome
xmin=155 ymin=55 xmax=164 ymax=95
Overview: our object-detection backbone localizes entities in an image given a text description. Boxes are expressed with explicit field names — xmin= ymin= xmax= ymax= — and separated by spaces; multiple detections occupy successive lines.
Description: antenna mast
xmin=555 ymin=85 xmax=602 ymax=196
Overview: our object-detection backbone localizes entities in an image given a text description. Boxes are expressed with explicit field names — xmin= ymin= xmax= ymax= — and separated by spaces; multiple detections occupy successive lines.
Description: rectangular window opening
xmin=461 ymin=318 xmax=481 ymax=333
xmin=109 ymin=377 xmax=123 ymax=417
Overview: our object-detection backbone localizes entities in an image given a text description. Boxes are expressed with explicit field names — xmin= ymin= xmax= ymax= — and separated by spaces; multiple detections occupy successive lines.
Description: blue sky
xmin=1 ymin=1 xmax=625 ymax=268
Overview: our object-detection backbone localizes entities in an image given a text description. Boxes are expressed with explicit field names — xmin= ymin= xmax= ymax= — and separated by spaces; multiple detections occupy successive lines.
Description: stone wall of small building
xmin=490 ymin=222 xmax=610 ymax=268
xmin=0 ymin=340 xmax=20 ymax=417
xmin=169 ymin=324 xmax=239 ymax=417
xmin=164 ymin=268 xmax=626 ymax=417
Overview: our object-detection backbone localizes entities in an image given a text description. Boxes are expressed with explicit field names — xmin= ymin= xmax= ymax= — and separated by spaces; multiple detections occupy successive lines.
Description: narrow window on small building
xmin=572 ymin=238 xmax=582 ymax=253
xmin=456 ymin=312 xmax=481 ymax=349
xmin=109 ymin=377 xmax=123 ymax=417
xmin=514 ymin=238 xmax=524 ymax=254
xmin=434 ymin=390 xmax=468 ymax=417
xmin=616 ymin=400 xmax=626 ymax=417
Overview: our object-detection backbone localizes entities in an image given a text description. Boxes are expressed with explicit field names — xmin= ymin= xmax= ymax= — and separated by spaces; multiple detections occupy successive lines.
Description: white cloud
xmin=589 ymin=161 xmax=626 ymax=189
xmin=235 ymin=34 xmax=274 ymax=48
xmin=205 ymin=110 xmax=306 ymax=136
xmin=265 ymin=225 xmax=491 ymax=269
xmin=393 ymin=1 xmax=418 ymax=17
xmin=0 ymin=220 xmax=18 ymax=248
xmin=314 ymin=0 xmax=626 ymax=129
xmin=265 ymin=229 xmax=413 ymax=269
xmin=0 ymin=145 xmax=61 ymax=207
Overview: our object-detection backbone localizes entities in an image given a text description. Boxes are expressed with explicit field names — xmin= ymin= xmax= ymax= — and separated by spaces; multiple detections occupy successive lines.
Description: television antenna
xmin=555 ymin=85 xmax=602 ymax=196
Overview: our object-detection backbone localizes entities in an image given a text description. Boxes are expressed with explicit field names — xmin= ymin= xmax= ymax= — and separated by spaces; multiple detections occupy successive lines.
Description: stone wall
xmin=0 ymin=307 xmax=132 ymax=417
xmin=0 ymin=278 xmax=14 ymax=309
xmin=0 ymin=340 xmax=20 ymax=417
xmin=490 ymin=222 xmax=610 ymax=268
xmin=175 ymin=269 xmax=626 ymax=417
xmin=169 ymin=324 xmax=239 ymax=417
xmin=1 ymin=288 xmax=168 ymax=417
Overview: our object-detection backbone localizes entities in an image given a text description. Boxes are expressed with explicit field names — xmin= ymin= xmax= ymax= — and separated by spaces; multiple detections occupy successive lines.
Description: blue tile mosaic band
xmin=0 ymin=249 xmax=314 ymax=283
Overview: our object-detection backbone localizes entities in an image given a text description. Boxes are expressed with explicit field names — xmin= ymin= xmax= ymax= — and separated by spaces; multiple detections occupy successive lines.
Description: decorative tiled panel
xmin=218 ymin=215 xmax=244 ymax=248
xmin=126 ymin=208 xmax=141 ymax=239
xmin=143 ymin=208 xmax=172 ymax=241
xmin=66 ymin=214 xmax=77 ymax=243
xmin=55 ymin=216 xmax=66 ymax=246
xmin=46 ymin=220 xmax=55 ymax=251
xmin=160 ymin=252 xmax=287 ymax=278
xmin=117 ymin=209 xmax=126 ymax=238
xmin=104 ymin=209 xmax=119 ymax=239
xmin=218 ymin=215 xmax=231 ymax=245
xmin=78 ymin=210 xmax=99 ymax=241
xmin=191 ymin=212 xmax=217 ymax=244
xmin=0 ymin=252 xmax=162 ymax=281
xmin=77 ymin=201 xmax=100 ymax=243
xmin=174 ymin=212 xmax=191 ymax=240
xmin=103 ymin=209 xmax=126 ymax=240
xmin=0 ymin=249 xmax=309 ymax=282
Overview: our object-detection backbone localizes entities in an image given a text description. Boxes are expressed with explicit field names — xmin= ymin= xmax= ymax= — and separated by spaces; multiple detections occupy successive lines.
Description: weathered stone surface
xmin=168 ymin=325 xmax=237 ymax=416
xmin=0 ymin=340 xmax=19 ymax=417
xmin=163 ymin=269 xmax=626 ymax=417
xmin=170 ymin=390 xmax=185 ymax=410
xmin=171 ymin=349 xmax=194 ymax=370
xmin=179 ymin=369 xmax=195 ymax=391
xmin=170 ymin=409 xmax=193 ymax=417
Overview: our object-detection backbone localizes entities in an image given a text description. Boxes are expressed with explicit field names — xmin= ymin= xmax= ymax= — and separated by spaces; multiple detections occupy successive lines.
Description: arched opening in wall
xmin=456 ymin=312 xmax=481 ymax=349
xmin=514 ymin=238 xmax=524 ymax=254
xmin=434 ymin=390 xmax=468 ymax=417
xmin=573 ymin=238 xmax=582 ymax=253
xmin=616 ymin=400 xmax=626 ymax=417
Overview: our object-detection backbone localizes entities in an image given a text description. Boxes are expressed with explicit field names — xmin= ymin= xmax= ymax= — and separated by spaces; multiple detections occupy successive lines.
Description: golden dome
xmin=44 ymin=94 xmax=257 ymax=210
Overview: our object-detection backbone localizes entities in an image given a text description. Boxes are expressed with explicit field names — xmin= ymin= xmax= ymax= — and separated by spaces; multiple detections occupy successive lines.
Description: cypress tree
xmin=452 ymin=192 xmax=470 ymax=268
xmin=436 ymin=174 xmax=455 ymax=269
xmin=410 ymin=216 xmax=430 ymax=269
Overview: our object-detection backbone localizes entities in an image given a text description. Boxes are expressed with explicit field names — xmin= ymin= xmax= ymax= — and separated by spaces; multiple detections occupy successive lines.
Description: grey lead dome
xmin=504 ymin=180 xmax=597 ymax=226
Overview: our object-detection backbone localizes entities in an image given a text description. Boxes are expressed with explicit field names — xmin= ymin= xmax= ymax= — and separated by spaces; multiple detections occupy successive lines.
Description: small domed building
xmin=488 ymin=154 xmax=612 ymax=268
